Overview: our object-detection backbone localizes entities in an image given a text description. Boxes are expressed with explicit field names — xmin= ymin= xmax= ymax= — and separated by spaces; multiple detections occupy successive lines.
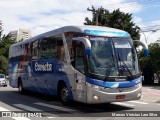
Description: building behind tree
xmin=0 ymin=20 xmax=3 ymax=32
xmin=9 ymin=29 xmax=31 ymax=41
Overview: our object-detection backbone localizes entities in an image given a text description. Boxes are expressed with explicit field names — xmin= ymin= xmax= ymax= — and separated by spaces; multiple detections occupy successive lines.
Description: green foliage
xmin=148 ymin=43 xmax=160 ymax=72
xmin=0 ymin=55 xmax=8 ymax=74
xmin=139 ymin=43 xmax=160 ymax=74
xmin=0 ymin=30 xmax=17 ymax=74
xmin=84 ymin=6 xmax=140 ymax=40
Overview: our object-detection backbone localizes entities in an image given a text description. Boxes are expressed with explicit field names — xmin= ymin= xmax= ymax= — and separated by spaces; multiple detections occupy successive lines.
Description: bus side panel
xmin=21 ymin=59 xmax=65 ymax=97
xmin=9 ymin=61 xmax=19 ymax=88
xmin=25 ymin=59 xmax=74 ymax=100
xmin=60 ymin=62 xmax=88 ymax=102
xmin=56 ymin=62 xmax=74 ymax=100
xmin=20 ymin=61 xmax=35 ymax=91
xmin=28 ymin=60 xmax=74 ymax=100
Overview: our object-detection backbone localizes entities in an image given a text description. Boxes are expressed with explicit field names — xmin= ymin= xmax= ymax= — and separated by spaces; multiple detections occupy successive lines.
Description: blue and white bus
xmin=9 ymin=25 xmax=148 ymax=104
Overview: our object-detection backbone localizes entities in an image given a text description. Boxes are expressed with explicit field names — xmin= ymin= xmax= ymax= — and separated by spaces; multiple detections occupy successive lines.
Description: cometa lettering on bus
xmin=35 ymin=62 xmax=52 ymax=71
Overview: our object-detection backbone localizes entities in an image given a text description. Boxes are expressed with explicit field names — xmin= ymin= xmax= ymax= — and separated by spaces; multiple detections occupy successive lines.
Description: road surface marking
xmin=13 ymin=104 xmax=42 ymax=112
xmin=128 ymin=101 xmax=148 ymax=104
xmin=0 ymin=106 xmax=10 ymax=111
xmin=34 ymin=102 xmax=78 ymax=112
xmin=113 ymin=102 xmax=135 ymax=107
xmin=47 ymin=117 xmax=56 ymax=119
xmin=11 ymin=117 xmax=31 ymax=120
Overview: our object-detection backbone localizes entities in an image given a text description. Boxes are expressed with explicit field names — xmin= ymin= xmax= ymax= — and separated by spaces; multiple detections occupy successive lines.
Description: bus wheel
xmin=18 ymin=80 xmax=25 ymax=94
xmin=59 ymin=84 xmax=69 ymax=104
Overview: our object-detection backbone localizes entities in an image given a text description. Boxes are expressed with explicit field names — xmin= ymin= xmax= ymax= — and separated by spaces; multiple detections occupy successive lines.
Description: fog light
xmin=137 ymin=92 xmax=141 ymax=97
xmin=93 ymin=95 xmax=100 ymax=100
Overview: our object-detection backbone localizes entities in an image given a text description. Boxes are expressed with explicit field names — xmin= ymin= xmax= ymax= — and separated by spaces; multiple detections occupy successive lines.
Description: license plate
xmin=116 ymin=95 xmax=125 ymax=99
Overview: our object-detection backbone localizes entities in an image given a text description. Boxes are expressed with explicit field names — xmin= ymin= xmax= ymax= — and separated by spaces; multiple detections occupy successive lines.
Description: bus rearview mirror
xmin=144 ymin=49 xmax=149 ymax=57
xmin=133 ymin=40 xmax=149 ymax=57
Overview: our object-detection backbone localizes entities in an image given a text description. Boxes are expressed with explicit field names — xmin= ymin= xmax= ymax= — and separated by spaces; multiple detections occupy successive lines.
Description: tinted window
xmin=75 ymin=45 xmax=85 ymax=73
xmin=38 ymin=34 xmax=65 ymax=61
xmin=0 ymin=74 xmax=5 ymax=78
xmin=39 ymin=38 xmax=56 ymax=59
xmin=31 ymin=41 xmax=39 ymax=60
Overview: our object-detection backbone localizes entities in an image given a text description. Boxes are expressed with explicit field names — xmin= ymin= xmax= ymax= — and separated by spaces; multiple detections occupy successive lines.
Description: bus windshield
xmin=88 ymin=36 xmax=139 ymax=79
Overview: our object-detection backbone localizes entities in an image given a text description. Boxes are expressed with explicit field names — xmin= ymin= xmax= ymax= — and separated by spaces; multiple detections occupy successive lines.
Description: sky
xmin=0 ymin=0 xmax=160 ymax=45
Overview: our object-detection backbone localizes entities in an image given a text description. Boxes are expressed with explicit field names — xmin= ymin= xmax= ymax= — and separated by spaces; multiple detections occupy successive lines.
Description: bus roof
xmin=11 ymin=25 xmax=130 ymax=47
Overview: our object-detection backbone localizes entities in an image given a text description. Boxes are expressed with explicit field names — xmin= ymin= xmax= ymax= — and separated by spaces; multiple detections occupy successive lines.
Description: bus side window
xmin=39 ymin=39 xmax=49 ymax=59
xmin=39 ymin=37 xmax=56 ymax=60
xmin=74 ymin=46 xmax=85 ymax=74
xmin=54 ymin=35 xmax=65 ymax=62
xmin=50 ymin=38 xmax=57 ymax=59
xmin=65 ymin=35 xmax=74 ymax=65
xmin=28 ymin=43 xmax=33 ymax=60
xmin=23 ymin=43 xmax=31 ymax=61
xmin=56 ymin=40 xmax=65 ymax=61
xmin=31 ymin=41 xmax=39 ymax=60
xmin=69 ymin=44 xmax=74 ymax=64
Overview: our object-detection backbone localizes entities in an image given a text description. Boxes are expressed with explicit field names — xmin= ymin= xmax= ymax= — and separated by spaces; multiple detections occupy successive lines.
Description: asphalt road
xmin=0 ymin=83 xmax=160 ymax=120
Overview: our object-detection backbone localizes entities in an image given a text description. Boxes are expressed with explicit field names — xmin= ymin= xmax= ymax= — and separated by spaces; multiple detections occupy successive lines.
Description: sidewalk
xmin=142 ymin=84 xmax=160 ymax=90
xmin=141 ymin=85 xmax=160 ymax=103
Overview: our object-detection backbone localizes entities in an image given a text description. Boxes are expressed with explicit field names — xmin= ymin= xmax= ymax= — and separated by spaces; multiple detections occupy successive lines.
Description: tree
xmin=0 ymin=30 xmax=16 ymax=74
xmin=84 ymin=6 xmax=140 ymax=40
xmin=0 ymin=55 xmax=8 ymax=74
xmin=139 ymin=43 xmax=160 ymax=84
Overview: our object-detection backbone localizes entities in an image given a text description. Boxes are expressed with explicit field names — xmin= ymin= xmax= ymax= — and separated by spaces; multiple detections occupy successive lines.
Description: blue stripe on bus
xmin=9 ymin=59 xmax=73 ymax=100
xmin=86 ymin=77 xmax=141 ymax=88
xmin=84 ymin=29 xmax=130 ymax=37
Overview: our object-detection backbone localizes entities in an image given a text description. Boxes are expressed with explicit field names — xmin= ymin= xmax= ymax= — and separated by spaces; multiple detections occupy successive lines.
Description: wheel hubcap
xmin=61 ymin=88 xmax=68 ymax=101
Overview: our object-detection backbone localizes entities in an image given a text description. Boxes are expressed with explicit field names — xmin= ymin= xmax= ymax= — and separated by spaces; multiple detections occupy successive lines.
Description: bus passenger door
xmin=72 ymin=41 xmax=87 ymax=103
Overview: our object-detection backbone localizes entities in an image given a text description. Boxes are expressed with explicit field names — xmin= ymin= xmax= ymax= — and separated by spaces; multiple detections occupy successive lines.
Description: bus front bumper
xmin=86 ymin=82 xmax=142 ymax=104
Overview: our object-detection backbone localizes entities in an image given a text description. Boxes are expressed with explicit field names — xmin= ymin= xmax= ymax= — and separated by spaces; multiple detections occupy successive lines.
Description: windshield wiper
xmin=104 ymin=69 xmax=110 ymax=81
xmin=104 ymin=51 xmax=116 ymax=81
xmin=117 ymin=52 xmax=133 ymax=80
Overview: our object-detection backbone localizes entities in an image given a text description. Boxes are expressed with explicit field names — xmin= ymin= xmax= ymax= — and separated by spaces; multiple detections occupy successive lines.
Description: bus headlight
xmin=93 ymin=95 xmax=100 ymax=100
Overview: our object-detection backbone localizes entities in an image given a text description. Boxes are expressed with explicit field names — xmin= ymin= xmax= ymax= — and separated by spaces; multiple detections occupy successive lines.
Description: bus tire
xmin=18 ymin=79 xmax=25 ymax=94
xmin=58 ymin=83 xmax=69 ymax=104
